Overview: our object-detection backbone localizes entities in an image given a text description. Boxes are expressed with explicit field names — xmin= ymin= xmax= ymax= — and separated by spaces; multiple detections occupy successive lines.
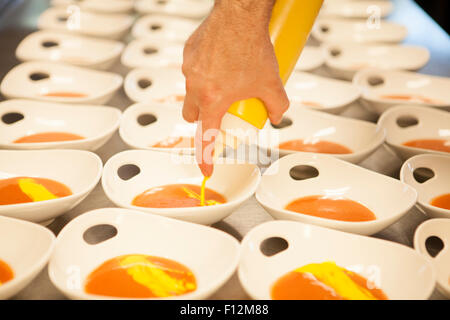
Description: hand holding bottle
xmin=181 ymin=0 xmax=289 ymax=177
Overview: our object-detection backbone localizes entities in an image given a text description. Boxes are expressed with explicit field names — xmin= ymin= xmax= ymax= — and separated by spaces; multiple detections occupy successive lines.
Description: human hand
xmin=182 ymin=0 xmax=289 ymax=177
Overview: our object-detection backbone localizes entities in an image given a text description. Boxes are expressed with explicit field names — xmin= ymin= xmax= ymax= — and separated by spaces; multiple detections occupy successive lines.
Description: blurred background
xmin=415 ymin=0 xmax=449 ymax=34
xmin=0 ymin=0 xmax=449 ymax=34
xmin=0 ymin=0 xmax=450 ymax=34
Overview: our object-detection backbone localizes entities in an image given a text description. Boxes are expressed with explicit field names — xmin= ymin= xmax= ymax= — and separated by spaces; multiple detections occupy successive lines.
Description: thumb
xmin=261 ymin=80 xmax=290 ymax=125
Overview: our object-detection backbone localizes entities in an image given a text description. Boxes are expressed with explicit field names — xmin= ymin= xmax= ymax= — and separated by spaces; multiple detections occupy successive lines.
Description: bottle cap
xmin=227 ymin=98 xmax=268 ymax=130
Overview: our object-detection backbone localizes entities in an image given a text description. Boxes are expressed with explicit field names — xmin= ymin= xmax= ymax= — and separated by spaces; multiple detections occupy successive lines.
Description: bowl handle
xmin=59 ymin=210 xmax=122 ymax=250
xmin=354 ymin=70 xmax=386 ymax=89
xmin=0 ymin=111 xmax=25 ymax=126
xmin=401 ymin=158 xmax=436 ymax=189
xmin=413 ymin=219 xmax=448 ymax=260
xmin=124 ymin=73 xmax=152 ymax=102
xmin=108 ymin=158 xmax=142 ymax=189
xmin=394 ymin=113 xmax=420 ymax=129
xmin=243 ymin=224 xmax=295 ymax=264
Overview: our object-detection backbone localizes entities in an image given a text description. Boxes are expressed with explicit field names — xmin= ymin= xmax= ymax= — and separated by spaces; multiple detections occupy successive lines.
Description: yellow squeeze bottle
xmin=220 ymin=0 xmax=324 ymax=133
xmin=201 ymin=0 xmax=323 ymax=206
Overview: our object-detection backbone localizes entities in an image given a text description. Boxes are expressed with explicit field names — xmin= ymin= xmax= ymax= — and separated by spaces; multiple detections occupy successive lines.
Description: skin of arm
xmin=182 ymin=0 xmax=289 ymax=177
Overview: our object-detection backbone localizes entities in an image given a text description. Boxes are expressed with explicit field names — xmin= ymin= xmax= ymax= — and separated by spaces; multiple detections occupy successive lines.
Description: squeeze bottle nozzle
xmin=219 ymin=0 xmax=324 ymax=142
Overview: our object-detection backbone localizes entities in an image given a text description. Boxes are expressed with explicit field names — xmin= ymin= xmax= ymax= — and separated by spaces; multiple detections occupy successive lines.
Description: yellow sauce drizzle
xmin=295 ymin=262 xmax=378 ymax=300
xmin=200 ymin=176 xmax=209 ymax=206
xmin=17 ymin=178 xmax=58 ymax=202
xmin=180 ymin=180 xmax=221 ymax=206
xmin=118 ymin=255 xmax=196 ymax=297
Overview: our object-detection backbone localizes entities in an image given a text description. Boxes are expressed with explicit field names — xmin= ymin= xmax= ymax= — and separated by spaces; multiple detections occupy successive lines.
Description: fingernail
xmin=200 ymin=163 xmax=213 ymax=177
xmin=271 ymin=117 xmax=282 ymax=125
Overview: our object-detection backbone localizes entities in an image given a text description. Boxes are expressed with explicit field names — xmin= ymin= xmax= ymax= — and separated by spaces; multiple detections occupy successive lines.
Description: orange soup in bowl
xmin=430 ymin=193 xmax=450 ymax=210
xmin=271 ymin=261 xmax=388 ymax=300
xmin=402 ymin=139 xmax=450 ymax=153
xmin=380 ymin=94 xmax=443 ymax=105
xmin=285 ymin=195 xmax=376 ymax=222
xmin=278 ymin=139 xmax=352 ymax=154
xmin=14 ymin=132 xmax=84 ymax=143
xmin=0 ymin=259 xmax=14 ymax=286
xmin=42 ymin=92 xmax=87 ymax=98
xmin=132 ymin=184 xmax=226 ymax=208
xmin=85 ymin=254 xmax=196 ymax=298
xmin=0 ymin=177 xmax=72 ymax=205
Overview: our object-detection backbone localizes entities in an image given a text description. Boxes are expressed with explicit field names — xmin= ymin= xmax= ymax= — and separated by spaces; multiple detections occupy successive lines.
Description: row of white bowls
xmin=49 ymin=0 xmax=395 ymax=20
xmin=123 ymin=66 xmax=450 ymax=114
xmin=2 ymin=206 xmax=449 ymax=300
xmin=1 ymin=136 xmax=449 ymax=299
xmin=47 ymin=0 xmax=394 ymax=19
xmin=0 ymin=97 xmax=448 ymax=164
xmin=1 ymin=60 xmax=449 ymax=116
xmin=51 ymin=0 xmax=214 ymax=18
xmin=36 ymin=3 xmax=406 ymax=42
xmin=11 ymin=1 xmax=448 ymax=115
xmin=14 ymin=28 xmax=430 ymax=74
xmin=120 ymin=39 xmax=431 ymax=79
xmin=1 ymin=143 xmax=449 ymax=232
xmin=29 ymin=1 xmax=418 ymax=75
xmin=37 ymin=3 xmax=210 ymax=40
xmin=6 ymin=7 xmax=450 ymax=112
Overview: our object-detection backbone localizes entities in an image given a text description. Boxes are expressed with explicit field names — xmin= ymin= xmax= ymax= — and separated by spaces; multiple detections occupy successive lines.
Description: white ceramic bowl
xmin=320 ymin=0 xmax=393 ymax=18
xmin=0 ymin=150 xmax=102 ymax=224
xmin=0 ymin=61 xmax=123 ymax=105
xmin=0 ymin=215 xmax=55 ymax=299
xmin=354 ymin=69 xmax=450 ymax=114
xmin=124 ymin=67 xmax=185 ymax=103
xmin=414 ymin=218 xmax=450 ymax=298
xmin=51 ymin=0 xmax=135 ymax=14
xmin=121 ymin=38 xmax=183 ymax=69
xmin=119 ymin=102 xmax=195 ymax=153
xmin=135 ymin=0 xmax=213 ymax=19
xmin=256 ymin=153 xmax=417 ymax=235
xmin=0 ymin=99 xmax=121 ymax=151
xmin=132 ymin=14 xmax=199 ymax=42
xmin=16 ymin=30 xmax=124 ymax=70
xmin=259 ymin=107 xmax=385 ymax=163
xmin=38 ymin=7 xmax=134 ymax=40
xmin=102 ymin=150 xmax=261 ymax=225
xmin=312 ymin=18 xmax=407 ymax=44
xmin=239 ymin=220 xmax=435 ymax=300
xmin=48 ymin=207 xmax=240 ymax=299
xmin=294 ymin=46 xmax=325 ymax=72
xmin=401 ymin=155 xmax=450 ymax=219
xmin=378 ymin=105 xmax=450 ymax=160
xmin=323 ymin=43 xmax=430 ymax=81
xmin=285 ymin=71 xmax=361 ymax=114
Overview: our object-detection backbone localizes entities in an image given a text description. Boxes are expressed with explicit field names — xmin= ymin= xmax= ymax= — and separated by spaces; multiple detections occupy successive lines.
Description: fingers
xmin=182 ymin=92 xmax=199 ymax=123
xmin=195 ymin=107 xmax=224 ymax=177
xmin=261 ymin=80 xmax=290 ymax=125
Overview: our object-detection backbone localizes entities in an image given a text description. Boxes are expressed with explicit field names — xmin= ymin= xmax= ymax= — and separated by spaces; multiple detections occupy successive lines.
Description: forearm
xmin=213 ymin=0 xmax=275 ymax=27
